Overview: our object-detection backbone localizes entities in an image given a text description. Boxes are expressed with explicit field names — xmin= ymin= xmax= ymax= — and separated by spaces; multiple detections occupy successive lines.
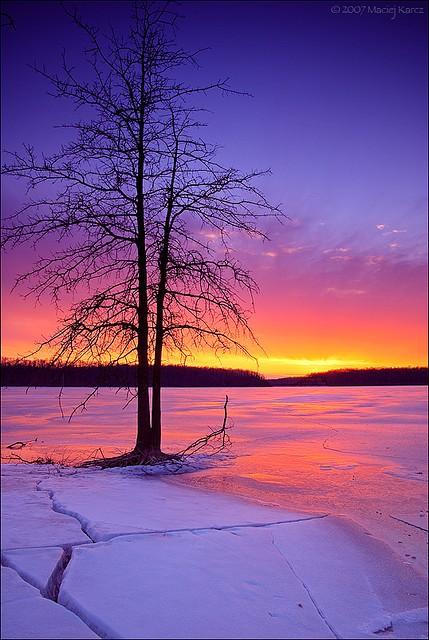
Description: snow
xmin=364 ymin=608 xmax=428 ymax=639
xmin=59 ymin=529 xmax=334 ymax=639
xmin=58 ymin=516 xmax=427 ymax=640
xmin=1 ymin=464 xmax=427 ymax=640
xmin=1 ymin=471 xmax=89 ymax=549
xmin=384 ymin=468 xmax=427 ymax=483
xmin=37 ymin=471 xmax=324 ymax=542
xmin=1 ymin=565 xmax=38 ymax=603
xmin=1 ymin=546 xmax=64 ymax=595
xmin=268 ymin=517 xmax=427 ymax=634
xmin=1 ymin=566 xmax=99 ymax=639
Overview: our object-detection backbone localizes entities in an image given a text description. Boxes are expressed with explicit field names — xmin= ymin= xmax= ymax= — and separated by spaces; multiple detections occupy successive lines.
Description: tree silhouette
xmin=2 ymin=2 xmax=281 ymax=465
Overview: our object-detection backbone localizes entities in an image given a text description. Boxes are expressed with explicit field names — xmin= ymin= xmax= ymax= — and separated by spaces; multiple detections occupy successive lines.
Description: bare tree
xmin=2 ymin=2 xmax=281 ymax=465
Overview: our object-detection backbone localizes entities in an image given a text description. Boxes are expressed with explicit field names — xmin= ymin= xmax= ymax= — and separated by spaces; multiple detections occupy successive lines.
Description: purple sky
xmin=1 ymin=1 xmax=427 ymax=375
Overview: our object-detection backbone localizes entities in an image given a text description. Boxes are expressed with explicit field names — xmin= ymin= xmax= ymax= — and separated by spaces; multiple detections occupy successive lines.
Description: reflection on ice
xmin=1 ymin=385 xmax=428 ymax=573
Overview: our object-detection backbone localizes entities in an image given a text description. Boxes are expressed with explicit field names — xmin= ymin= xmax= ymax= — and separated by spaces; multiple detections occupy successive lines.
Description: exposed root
xmin=78 ymin=448 xmax=180 ymax=469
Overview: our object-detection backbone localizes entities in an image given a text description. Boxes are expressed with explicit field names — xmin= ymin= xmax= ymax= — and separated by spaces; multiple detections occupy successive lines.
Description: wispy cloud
xmin=281 ymin=245 xmax=306 ymax=255
xmin=325 ymin=287 xmax=366 ymax=296
xmin=329 ymin=254 xmax=353 ymax=262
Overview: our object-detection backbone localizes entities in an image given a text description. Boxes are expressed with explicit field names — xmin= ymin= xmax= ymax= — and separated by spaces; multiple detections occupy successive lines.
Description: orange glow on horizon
xmin=1 ymin=333 xmax=427 ymax=378
xmin=2 ymin=251 xmax=427 ymax=378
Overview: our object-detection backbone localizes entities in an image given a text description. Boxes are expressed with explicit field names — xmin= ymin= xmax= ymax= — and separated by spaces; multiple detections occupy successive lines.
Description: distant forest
xmin=0 ymin=360 xmax=267 ymax=387
xmin=0 ymin=360 xmax=427 ymax=387
xmin=274 ymin=367 xmax=428 ymax=386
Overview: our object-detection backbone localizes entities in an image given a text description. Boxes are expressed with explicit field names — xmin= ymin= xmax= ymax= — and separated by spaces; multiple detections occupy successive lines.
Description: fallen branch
xmin=177 ymin=395 xmax=231 ymax=458
xmin=1 ymin=448 xmax=82 ymax=467
xmin=1 ymin=452 xmax=55 ymax=465
xmin=6 ymin=437 xmax=38 ymax=450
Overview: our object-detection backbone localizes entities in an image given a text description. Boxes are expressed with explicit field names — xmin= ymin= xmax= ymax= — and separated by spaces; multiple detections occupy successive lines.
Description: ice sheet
xmin=1 ymin=473 xmax=89 ymax=550
xmin=0 ymin=566 xmax=99 ymax=639
xmin=58 ymin=528 xmax=338 ymax=639
xmin=1 ymin=546 xmax=64 ymax=595
xmin=58 ymin=517 xmax=427 ymax=640
xmin=38 ymin=471 xmax=324 ymax=542
xmin=1 ymin=465 xmax=427 ymax=640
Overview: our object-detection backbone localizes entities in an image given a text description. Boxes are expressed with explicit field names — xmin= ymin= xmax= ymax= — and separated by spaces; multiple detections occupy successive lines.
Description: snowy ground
xmin=1 ymin=464 xmax=427 ymax=639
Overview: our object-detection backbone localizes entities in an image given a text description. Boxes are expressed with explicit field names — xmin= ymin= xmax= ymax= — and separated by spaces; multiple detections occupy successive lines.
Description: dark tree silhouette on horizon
xmin=2 ymin=2 xmax=281 ymax=465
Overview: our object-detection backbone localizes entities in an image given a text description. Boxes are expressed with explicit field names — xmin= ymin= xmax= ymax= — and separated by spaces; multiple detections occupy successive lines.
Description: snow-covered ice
xmin=2 ymin=385 xmax=427 ymax=575
xmin=1 ymin=464 xmax=427 ymax=639
xmin=58 ymin=517 xmax=427 ymax=640
xmin=1 ymin=546 xmax=64 ymax=595
xmin=59 ymin=530 xmax=333 ymax=639
xmin=1 ymin=470 xmax=89 ymax=549
xmin=37 ymin=471 xmax=324 ymax=542
xmin=1 ymin=566 xmax=99 ymax=639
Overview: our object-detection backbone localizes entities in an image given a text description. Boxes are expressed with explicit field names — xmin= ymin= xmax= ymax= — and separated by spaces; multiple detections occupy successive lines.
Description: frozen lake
xmin=1 ymin=386 xmax=428 ymax=573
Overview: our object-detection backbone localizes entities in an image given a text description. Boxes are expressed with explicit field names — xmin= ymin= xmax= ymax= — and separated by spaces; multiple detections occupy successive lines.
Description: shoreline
xmin=167 ymin=466 xmax=429 ymax=579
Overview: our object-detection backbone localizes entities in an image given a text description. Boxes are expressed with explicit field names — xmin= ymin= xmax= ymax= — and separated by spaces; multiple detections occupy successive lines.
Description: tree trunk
xmin=135 ymin=314 xmax=152 ymax=453
xmin=133 ymin=47 xmax=156 ymax=455
xmin=151 ymin=274 xmax=165 ymax=451
xmin=150 ymin=136 xmax=178 ymax=452
xmin=151 ymin=349 xmax=162 ymax=452
xmin=151 ymin=243 xmax=167 ymax=452
xmin=134 ymin=186 xmax=154 ymax=452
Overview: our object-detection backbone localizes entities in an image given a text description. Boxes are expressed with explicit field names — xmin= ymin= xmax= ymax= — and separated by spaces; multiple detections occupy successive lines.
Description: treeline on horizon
xmin=0 ymin=360 xmax=427 ymax=387
xmin=274 ymin=367 xmax=428 ymax=386
xmin=0 ymin=360 xmax=268 ymax=387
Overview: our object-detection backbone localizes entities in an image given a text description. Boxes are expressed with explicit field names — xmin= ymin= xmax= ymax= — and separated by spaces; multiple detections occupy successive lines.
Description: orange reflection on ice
xmin=1 ymin=386 xmax=427 ymax=572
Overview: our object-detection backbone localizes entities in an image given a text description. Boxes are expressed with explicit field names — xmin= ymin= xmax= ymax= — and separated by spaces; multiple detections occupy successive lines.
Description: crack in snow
xmin=1 ymin=547 xmax=71 ymax=602
xmin=98 ymin=513 xmax=330 ymax=539
xmin=2 ymin=541 xmax=91 ymax=552
xmin=1 ymin=561 xmax=102 ymax=639
xmin=270 ymin=534 xmax=341 ymax=640
xmin=6 ymin=480 xmax=110 ymax=636
xmin=35 ymin=480 xmax=329 ymax=542
xmin=35 ymin=481 xmax=95 ymax=543
xmin=44 ymin=547 xmax=72 ymax=601
xmin=13 ymin=477 xmax=365 ymax=639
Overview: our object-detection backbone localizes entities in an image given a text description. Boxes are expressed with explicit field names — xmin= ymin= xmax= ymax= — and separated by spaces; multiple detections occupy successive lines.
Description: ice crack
xmin=270 ymin=534 xmax=341 ymax=639
xmin=44 ymin=547 xmax=72 ymax=601
xmin=389 ymin=514 xmax=428 ymax=533
xmin=36 ymin=481 xmax=95 ymax=543
xmin=1 ymin=559 xmax=102 ymax=638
